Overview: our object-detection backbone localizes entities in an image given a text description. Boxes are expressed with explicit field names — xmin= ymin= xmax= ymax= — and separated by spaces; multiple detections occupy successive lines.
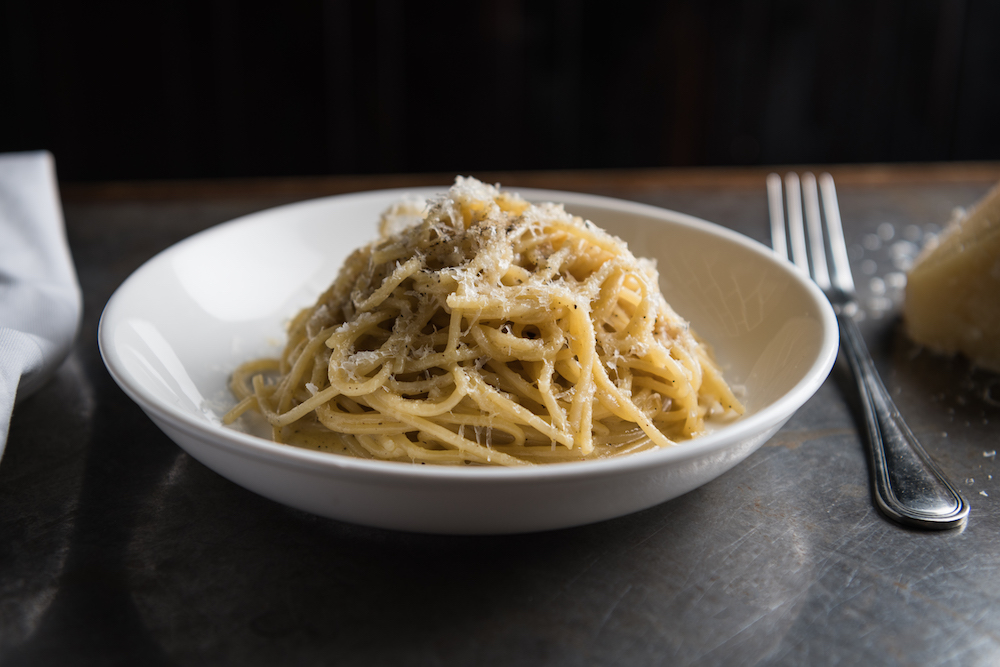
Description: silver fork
xmin=767 ymin=172 xmax=968 ymax=530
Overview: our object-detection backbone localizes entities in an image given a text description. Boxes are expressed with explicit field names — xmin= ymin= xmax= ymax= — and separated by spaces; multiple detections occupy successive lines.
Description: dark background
xmin=1 ymin=0 xmax=998 ymax=183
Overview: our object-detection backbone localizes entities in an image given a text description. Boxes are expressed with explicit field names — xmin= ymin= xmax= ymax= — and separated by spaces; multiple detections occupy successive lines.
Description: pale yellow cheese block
xmin=904 ymin=182 xmax=1000 ymax=372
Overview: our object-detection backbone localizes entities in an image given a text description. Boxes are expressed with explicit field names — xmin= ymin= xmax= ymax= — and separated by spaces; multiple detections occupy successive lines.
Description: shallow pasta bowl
xmin=99 ymin=185 xmax=838 ymax=534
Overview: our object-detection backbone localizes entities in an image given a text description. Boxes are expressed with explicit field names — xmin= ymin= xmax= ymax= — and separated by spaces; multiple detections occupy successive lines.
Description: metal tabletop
xmin=3 ymin=166 xmax=999 ymax=666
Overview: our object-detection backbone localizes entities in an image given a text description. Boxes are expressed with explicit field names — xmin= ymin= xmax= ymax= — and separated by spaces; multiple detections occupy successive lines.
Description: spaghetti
xmin=225 ymin=177 xmax=743 ymax=465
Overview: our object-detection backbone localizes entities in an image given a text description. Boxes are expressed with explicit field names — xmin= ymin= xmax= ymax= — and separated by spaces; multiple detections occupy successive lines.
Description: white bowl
xmin=99 ymin=186 xmax=838 ymax=534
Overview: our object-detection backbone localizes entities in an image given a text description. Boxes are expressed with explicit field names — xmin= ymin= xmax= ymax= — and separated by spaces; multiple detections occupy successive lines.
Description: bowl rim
xmin=99 ymin=185 xmax=839 ymax=483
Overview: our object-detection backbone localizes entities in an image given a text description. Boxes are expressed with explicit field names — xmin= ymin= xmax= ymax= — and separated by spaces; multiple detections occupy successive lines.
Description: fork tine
xmin=783 ymin=173 xmax=810 ymax=275
xmin=818 ymin=173 xmax=855 ymax=295
xmin=801 ymin=173 xmax=831 ymax=290
xmin=766 ymin=173 xmax=787 ymax=260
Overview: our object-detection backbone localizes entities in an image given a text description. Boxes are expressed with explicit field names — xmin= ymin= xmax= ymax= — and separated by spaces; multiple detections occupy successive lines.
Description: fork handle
xmin=837 ymin=313 xmax=969 ymax=529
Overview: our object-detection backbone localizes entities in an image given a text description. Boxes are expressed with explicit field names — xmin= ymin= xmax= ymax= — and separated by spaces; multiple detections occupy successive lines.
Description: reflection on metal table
xmin=2 ymin=164 xmax=999 ymax=666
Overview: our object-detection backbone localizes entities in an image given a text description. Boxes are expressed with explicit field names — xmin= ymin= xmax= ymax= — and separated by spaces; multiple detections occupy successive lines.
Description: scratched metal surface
xmin=1 ymin=176 xmax=998 ymax=666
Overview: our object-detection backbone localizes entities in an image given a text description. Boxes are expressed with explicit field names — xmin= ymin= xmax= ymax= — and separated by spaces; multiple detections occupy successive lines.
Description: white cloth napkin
xmin=0 ymin=151 xmax=82 ymax=454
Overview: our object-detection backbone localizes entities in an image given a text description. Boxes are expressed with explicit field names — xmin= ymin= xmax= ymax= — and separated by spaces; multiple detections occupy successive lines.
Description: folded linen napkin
xmin=0 ymin=151 xmax=82 ymax=455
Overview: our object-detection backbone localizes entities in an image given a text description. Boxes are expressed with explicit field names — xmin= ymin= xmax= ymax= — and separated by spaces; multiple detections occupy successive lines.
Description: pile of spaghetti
xmin=225 ymin=177 xmax=743 ymax=466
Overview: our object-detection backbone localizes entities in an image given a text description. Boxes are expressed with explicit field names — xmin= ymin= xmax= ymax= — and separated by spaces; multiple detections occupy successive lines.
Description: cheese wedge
xmin=904 ymin=182 xmax=1000 ymax=372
